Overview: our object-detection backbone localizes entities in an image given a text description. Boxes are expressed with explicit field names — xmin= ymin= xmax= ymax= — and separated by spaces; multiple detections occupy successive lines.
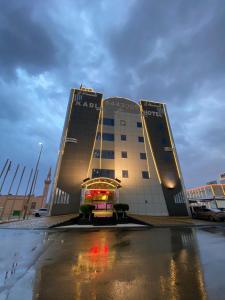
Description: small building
xmin=0 ymin=169 xmax=51 ymax=220
xmin=220 ymin=173 xmax=225 ymax=184
xmin=187 ymin=184 xmax=225 ymax=210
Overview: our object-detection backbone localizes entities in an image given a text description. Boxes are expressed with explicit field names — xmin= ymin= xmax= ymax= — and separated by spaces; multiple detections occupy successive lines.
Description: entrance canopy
xmin=81 ymin=177 xmax=121 ymax=189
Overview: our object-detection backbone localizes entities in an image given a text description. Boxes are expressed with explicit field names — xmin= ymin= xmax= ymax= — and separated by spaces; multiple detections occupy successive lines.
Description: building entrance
xmin=81 ymin=177 xmax=121 ymax=218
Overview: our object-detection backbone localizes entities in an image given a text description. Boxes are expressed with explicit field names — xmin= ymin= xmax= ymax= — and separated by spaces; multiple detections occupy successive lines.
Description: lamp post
xmin=23 ymin=143 xmax=43 ymax=219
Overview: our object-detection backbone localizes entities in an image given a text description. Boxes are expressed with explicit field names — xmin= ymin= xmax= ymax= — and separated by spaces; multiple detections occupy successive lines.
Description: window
xmin=96 ymin=132 xmax=114 ymax=141
xmin=138 ymin=136 xmax=144 ymax=143
xmin=103 ymin=118 xmax=114 ymax=126
xmin=121 ymin=134 xmax=126 ymax=141
xmin=142 ymin=171 xmax=149 ymax=179
xmin=137 ymin=122 xmax=142 ymax=128
xmin=120 ymin=120 xmax=126 ymax=126
xmin=92 ymin=169 xmax=115 ymax=178
xmin=94 ymin=150 xmax=114 ymax=159
xmin=122 ymin=170 xmax=128 ymax=178
xmin=102 ymin=150 xmax=114 ymax=159
xmin=103 ymin=133 xmax=114 ymax=141
xmin=121 ymin=151 xmax=127 ymax=158
xmin=140 ymin=153 xmax=147 ymax=160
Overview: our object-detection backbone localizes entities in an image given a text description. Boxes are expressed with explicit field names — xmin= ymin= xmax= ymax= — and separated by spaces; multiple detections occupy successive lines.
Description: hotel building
xmin=50 ymin=87 xmax=189 ymax=217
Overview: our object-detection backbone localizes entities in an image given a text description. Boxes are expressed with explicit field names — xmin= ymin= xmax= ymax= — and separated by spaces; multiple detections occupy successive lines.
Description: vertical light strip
xmin=163 ymin=104 xmax=181 ymax=179
xmin=140 ymin=104 xmax=162 ymax=184
xmin=100 ymin=103 xmax=104 ymax=170
xmin=221 ymin=184 xmax=225 ymax=196
xmin=204 ymin=187 xmax=207 ymax=198
xmin=140 ymin=113 xmax=151 ymax=179
xmin=49 ymin=89 xmax=75 ymax=214
xmin=86 ymin=100 xmax=103 ymax=178
xmin=210 ymin=185 xmax=215 ymax=197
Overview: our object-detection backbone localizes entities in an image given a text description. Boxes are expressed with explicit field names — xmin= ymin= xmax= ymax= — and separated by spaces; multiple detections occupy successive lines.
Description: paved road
xmin=0 ymin=227 xmax=225 ymax=300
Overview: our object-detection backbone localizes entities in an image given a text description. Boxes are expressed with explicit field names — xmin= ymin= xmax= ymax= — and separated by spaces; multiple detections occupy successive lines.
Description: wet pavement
xmin=0 ymin=227 xmax=225 ymax=300
xmin=0 ymin=214 xmax=77 ymax=229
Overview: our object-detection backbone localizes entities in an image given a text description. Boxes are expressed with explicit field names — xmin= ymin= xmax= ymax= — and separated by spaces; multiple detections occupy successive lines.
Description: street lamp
xmin=23 ymin=142 xmax=43 ymax=219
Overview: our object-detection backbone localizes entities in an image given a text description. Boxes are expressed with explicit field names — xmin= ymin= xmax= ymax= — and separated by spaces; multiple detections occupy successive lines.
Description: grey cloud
xmin=0 ymin=1 xmax=56 ymax=77
xmin=0 ymin=0 xmax=225 ymax=193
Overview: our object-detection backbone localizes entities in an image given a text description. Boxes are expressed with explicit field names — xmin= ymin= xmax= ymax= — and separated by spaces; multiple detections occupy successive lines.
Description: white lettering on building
xmin=74 ymin=100 xmax=100 ymax=110
xmin=143 ymin=110 xmax=162 ymax=117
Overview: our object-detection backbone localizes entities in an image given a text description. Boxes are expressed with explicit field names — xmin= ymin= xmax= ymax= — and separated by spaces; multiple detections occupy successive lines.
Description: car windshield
xmin=39 ymin=209 xmax=47 ymax=211
xmin=210 ymin=209 xmax=221 ymax=212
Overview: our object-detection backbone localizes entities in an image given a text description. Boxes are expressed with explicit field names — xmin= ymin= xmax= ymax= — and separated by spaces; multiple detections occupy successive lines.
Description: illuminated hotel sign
xmin=142 ymin=101 xmax=163 ymax=117
xmin=143 ymin=110 xmax=162 ymax=117
xmin=75 ymin=100 xmax=100 ymax=110
xmin=75 ymin=93 xmax=100 ymax=110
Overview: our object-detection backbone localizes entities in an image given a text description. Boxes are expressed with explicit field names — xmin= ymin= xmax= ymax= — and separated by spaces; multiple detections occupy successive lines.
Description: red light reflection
xmin=89 ymin=244 xmax=109 ymax=256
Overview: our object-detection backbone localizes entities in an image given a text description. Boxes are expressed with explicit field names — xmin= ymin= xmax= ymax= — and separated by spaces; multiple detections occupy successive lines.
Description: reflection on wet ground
xmin=0 ymin=227 xmax=225 ymax=300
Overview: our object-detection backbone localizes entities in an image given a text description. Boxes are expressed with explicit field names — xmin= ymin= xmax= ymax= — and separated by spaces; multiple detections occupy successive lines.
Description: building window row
xmin=93 ymin=149 xmax=147 ymax=160
xmin=92 ymin=169 xmax=149 ymax=179
xmin=96 ymin=132 xmax=114 ymax=141
xmin=97 ymin=132 xmax=144 ymax=143
xmin=54 ymin=188 xmax=70 ymax=204
xmin=93 ymin=150 xmax=115 ymax=159
xmin=92 ymin=169 xmax=115 ymax=179
xmin=103 ymin=118 xmax=114 ymax=126
xmin=102 ymin=118 xmax=142 ymax=128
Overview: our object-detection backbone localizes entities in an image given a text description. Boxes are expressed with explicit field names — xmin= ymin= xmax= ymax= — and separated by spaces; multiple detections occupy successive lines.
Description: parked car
xmin=193 ymin=208 xmax=225 ymax=222
xmin=219 ymin=208 xmax=225 ymax=212
xmin=33 ymin=208 xmax=48 ymax=217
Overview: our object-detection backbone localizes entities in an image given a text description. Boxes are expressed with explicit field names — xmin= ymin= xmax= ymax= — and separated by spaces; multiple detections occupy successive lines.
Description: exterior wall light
xmin=164 ymin=180 xmax=176 ymax=189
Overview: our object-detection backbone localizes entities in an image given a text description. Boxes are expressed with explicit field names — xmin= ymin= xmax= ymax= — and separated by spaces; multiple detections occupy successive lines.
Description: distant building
xmin=187 ymin=183 xmax=225 ymax=209
xmin=0 ymin=169 xmax=51 ymax=220
xmin=220 ymin=173 xmax=225 ymax=184
xmin=50 ymin=86 xmax=189 ymax=217
xmin=206 ymin=180 xmax=217 ymax=185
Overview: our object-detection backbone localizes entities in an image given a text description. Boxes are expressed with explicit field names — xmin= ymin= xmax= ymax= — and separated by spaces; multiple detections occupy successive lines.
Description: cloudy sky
xmin=0 ymin=0 xmax=225 ymax=195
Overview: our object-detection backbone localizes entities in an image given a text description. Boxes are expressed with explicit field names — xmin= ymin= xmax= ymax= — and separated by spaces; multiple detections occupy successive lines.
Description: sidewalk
xmin=130 ymin=214 xmax=225 ymax=227
xmin=0 ymin=214 xmax=78 ymax=229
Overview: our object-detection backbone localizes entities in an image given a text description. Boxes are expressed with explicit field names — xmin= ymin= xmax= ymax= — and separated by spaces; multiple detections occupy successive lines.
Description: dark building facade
xmin=50 ymin=87 xmax=189 ymax=216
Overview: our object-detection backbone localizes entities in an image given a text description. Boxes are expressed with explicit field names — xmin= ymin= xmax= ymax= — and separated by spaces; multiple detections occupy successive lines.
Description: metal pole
xmin=16 ymin=166 xmax=26 ymax=195
xmin=0 ymin=161 xmax=11 ymax=194
xmin=21 ymin=168 xmax=33 ymax=219
xmin=8 ymin=164 xmax=20 ymax=195
xmin=0 ymin=161 xmax=12 ymax=219
xmin=0 ymin=159 xmax=9 ymax=179
xmin=26 ymin=169 xmax=39 ymax=215
xmin=31 ymin=169 xmax=39 ymax=195
xmin=9 ymin=166 xmax=26 ymax=220
xmin=25 ymin=168 xmax=33 ymax=196
xmin=23 ymin=143 xmax=43 ymax=219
